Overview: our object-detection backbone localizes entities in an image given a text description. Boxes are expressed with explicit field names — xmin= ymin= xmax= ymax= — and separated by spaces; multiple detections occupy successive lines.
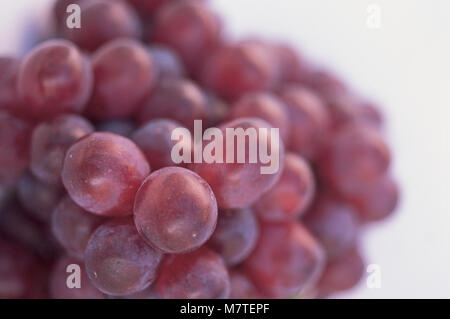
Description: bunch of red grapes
xmin=0 ymin=0 xmax=399 ymax=299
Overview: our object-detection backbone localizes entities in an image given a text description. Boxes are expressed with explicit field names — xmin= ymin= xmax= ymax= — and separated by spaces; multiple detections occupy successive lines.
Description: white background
xmin=1 ymin=0 xmax=449 ymax=298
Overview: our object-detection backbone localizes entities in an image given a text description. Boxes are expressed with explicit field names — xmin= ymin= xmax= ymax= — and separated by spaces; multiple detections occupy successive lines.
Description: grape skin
xmin=134 ymin=167 xmax=218 ymax=254
xmin=156 ymin=247 xmax=230 ymax=299
xmin=52 ymin=195 xmax=104 ymax=259
xmin=18 ymin=172 xmax=64 ymax=222
xmin=62 ymin=132 xmax=150 ymax=217
xmin=137 ymin=78 xmax=208 ymax=131
xmin=87 ymin=39 xmax=157 ymax=119
xmin=243 ymin=222 xmax=325 ymax=298
xmin=16 ymin=40 xmax=93 ymax=121
xmin=191 ymin=118 xmax=285 ymax=209
xmin=208 ymin=208 xmax=259 ymax=266
xmin=84 ymin=218 xmax=163 ymax=296
xmin=254 ymin=153 xmax=315 ymax=222
xmin=62 ymin=0 xmax=142 ymax=52
xmin=0 ymin=112 xmax=32 ymax=186
xmin=30 ymin=114 xmax=94 ymax=185
xmin=131 ymin=119 xmax=192 ymax=170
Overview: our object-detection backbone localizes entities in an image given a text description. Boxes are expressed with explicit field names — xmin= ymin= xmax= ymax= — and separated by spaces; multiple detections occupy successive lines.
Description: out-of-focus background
xmin=1 ymin=0 xmax=449 ymax=298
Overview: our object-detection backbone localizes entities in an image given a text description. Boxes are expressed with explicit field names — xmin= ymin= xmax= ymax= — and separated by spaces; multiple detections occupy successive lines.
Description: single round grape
xmin=322 ymin=91 xmax=360 ymax=131
xmin=274 ymin=44 xmax=308 ymax=83
xmin=30 ymin=114 xmax=94 ymax=185
xmin=134 ymin=167 xmax=218 ymax=254
xmin=346 ymin=175 xmax=399 ymax=222
xmin=243 ymin=222 xmax=325 ymax=298
xmin=208 ymin=208 xmax=259 ymax=266
xmin=96 ymin=119 xmax=137 ymax=137
xmin=229 ymin=270 xmax=261 ymax=299
xmin=62 ymin=0 xmax=142 ymax=52
xmin=131 ymin=119 xmax=192 ymax=170
xmin=84 ymin=218 xmax=163 ymax=296
xmin=17 ymin=172 xmax=63 ymax=222
xmin=229 ymin=92 xmax=290 ymax=143
xmin=254 ymin=153 xmax=315 ymax=222
xmin=153 ymin=0 xmax=221 ymax=73
xmin=0 ymin=238 xmax=45 ymax=299
xmin=320 ymin=124 xmax=391 ymax=195
xmin=156 ymin=247 xmax=230 ymax=299
xmin=149 ymin=44 xmax=185 ymax=79
xmin=137 ymin=78 xmax=208 ymax=131
xmin=279 ymin=85 xmax=329 ymax=159
xmin=191 ymin=118 xmax=285 ymax=209
xmin=87 ymin=39 xmax=157 ymax=119
xmin=202 ymin=42 xmax=279 ymax=101
xmin=356 ymin=101 xmax=384 ymax=128
xmin=16 ymin=40 xmax=93 ymax=121
xmin=52 ymin=195 xmax=104 ymax=259
xmin=62 ymin=132 xmax=150 ymax=216
xmin=317 ymin=247 xmax=365 ymax=297
xmin=0 ymin=112 xmax=32 ymax=186
xmin=49 ymin=255 xmax=104 ymax=299
xmin=303 ymin=192 xmax=359 ymax=258
xmin=0 ymin=57 xmax=20 ymax=112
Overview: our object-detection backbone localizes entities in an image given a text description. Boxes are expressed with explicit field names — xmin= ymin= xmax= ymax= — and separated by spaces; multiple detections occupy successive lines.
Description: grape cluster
xmin=0 ymin=0 xmax=399 ymax=299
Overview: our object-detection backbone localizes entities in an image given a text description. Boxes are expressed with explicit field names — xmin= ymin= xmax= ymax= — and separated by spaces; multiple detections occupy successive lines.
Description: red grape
xmin=243 ymin=222 xmax=325 ymax=298
xmin=317 ymin=247 xmax=365 ymax=297
xmin=0 ymin=57 xmax=20 ymax=112
xmin=17 ymin=172 xmax=63 ymax=222
xmin=345 ymin=175 xmax=399 ymax=222
xmin=30 ymin=114 xmax=94 ymax=185
xmin=228 ymin=92 xmax=290 ymax=143
xmin=254 ymin=153 xmax=315 ymax=222
xmin=137 ymin=77 xmax=208 ymax=131
xmin=204 ymin=92 xmax=229 ymax=128
xmin=202 ymin=42 xmax=279 ymax=101
xmin=52 ymin=195 xmax=104 ymax=259
xmin=49 ymin=254 xmax=104 ymax=299
xmin=149 ymin=44 xmax=186 ymax=79
xmin=84 ymin=218 xmax=162 ymax=296
xmin=131 ymin=119 xmax=192 ymax=170
xmin=303 ymin=192 xmax=359 ymax=258
xmin=87 ymin=39 xmax=157 ymax=119
xmin=229 ymin=270 xmax=261 ymax=299
xmin=0 ymin=112 xmax=32 ymax=186
xmin=191 ymin=118 xmax=285 ymax=209
xmin=153 ymin=0 xmax=221 ymax=73
xmin=126 ymin=0 xmax=167 ymax=16
xmin=16 ymin=40 xmax=93 ymax=121
xmin=274 ymin=44 xmax=308 ymax=83
xmin=0 ymin=201 xmax=59 ymax=260
xmin=0 ymin=238 xmax=45 ymax=299
xmin=320 ymin=124 xmax=391 ymax=195
xmin=208 ymin=208 xmax=259 ymax=266
xmin=279 ymin=85 xmax=329 ymax=159
xmin=62 ymin=132 xmax=150 ymax=216
xmin=356 ymin=101 xmax=384 ymax=128
xmin=156 ymin=247 xmax=230 ymax=299
xmin=134 ymin=167 xmax=217 ymax=254
xmin=62 ymin=0 xmax=142 ymax=52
